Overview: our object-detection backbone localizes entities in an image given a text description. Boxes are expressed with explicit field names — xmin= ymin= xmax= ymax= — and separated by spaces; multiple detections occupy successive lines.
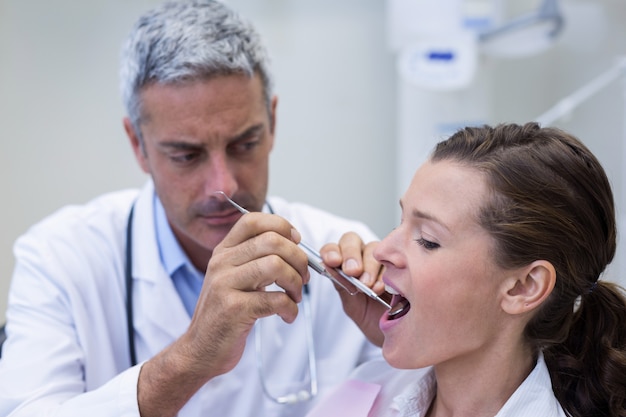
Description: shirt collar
xmin=390 ymin=353 xmax=562 ymax=417
xmin=154 ymin=195 xmax=274 ymax=276
xmin=392 ymin=368 xmax=436 ymax=417
xmin=494 ymin=352 xmax=564 ymax=416
xmin=153 ymin=194 xmax=190 ymax=276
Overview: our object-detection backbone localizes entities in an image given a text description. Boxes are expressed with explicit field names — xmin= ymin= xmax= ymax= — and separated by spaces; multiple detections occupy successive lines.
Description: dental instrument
xmin=214 ymin=191 xmax=391 ymax=310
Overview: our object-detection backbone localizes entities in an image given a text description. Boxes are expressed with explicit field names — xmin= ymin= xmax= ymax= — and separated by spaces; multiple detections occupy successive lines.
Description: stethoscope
xmin=124 ymin=201 xmax=317 ymax=404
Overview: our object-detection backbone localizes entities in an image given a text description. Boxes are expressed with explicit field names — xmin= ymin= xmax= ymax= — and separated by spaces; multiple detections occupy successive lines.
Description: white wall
xmin=0 ymin=0 xmax=397 ymax=323
xmin=0 ymin=0 xmax=624 ymax=323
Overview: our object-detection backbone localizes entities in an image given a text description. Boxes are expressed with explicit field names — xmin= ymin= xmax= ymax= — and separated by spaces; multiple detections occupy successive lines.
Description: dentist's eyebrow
xmin=229 ymin=124 xmax=264 ymax=143
xmin=157 ymin=124 xmax=266 ymax=150
xmin=158 ymin=141 xmax=202 ymax=150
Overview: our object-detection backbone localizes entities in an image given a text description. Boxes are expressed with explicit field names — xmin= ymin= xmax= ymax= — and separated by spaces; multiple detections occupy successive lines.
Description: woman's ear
xmin=501 ymin=260 xmax=556 ymax=315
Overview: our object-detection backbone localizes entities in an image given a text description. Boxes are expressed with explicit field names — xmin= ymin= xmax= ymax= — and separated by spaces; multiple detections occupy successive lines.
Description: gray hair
xmin=119 ymin=0 xmax=273 ymax=137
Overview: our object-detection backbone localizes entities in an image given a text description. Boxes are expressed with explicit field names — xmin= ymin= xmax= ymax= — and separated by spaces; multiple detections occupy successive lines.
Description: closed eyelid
xmin=415 ymin=237 xmax=440 ymax=250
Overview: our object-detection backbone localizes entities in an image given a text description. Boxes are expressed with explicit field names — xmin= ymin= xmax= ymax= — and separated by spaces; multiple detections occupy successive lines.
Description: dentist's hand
xmin=138 ymin=212 xmax=310 ymax=417
xmin=320 ymin=232 xmax=387 ymax=347
xmin=190 ymin=212 xmax=310 ymax=373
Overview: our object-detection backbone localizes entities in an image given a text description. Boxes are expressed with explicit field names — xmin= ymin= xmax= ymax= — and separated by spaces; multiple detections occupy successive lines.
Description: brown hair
xmin=431 ymin=122 xmax=626 ymax=417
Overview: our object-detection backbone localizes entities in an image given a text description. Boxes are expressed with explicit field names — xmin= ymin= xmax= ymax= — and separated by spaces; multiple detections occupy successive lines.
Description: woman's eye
xmin=415 ymin=237 xmax=440 ymax=250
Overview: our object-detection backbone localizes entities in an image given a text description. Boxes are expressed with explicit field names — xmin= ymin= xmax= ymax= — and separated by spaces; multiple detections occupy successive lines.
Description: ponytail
xmin=545 ymin=281 xmax=626 ymax=417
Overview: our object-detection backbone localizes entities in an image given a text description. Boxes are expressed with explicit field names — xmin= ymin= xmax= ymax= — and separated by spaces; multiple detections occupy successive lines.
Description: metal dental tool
xmin=214 ymin=191 xmax=391 ymax=310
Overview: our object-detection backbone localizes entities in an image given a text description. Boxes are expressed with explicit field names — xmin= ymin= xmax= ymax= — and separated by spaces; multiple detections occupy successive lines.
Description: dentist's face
xmin=126 ymin=73 xmax=276 ymax=271
xmin=376 ymin=160 xmax=510 ymax=369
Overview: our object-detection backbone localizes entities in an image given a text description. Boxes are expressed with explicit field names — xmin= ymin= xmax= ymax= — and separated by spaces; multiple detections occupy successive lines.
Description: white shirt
xmin=0 ymin=181 xmax=381 ymax=417
xmin=306 ymin=353 xmax=567 ymax=417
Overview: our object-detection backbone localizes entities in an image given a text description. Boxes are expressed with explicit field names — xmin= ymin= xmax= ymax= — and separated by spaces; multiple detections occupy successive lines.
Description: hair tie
xmin=587 ymin=281 xmax=598 ymax=294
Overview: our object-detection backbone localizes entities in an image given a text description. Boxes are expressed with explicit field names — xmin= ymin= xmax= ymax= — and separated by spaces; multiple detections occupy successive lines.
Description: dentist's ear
xmin=124 ymin=117 xmax=150 ymax=174
xmin=501 ymin=260 xmax=556 ymax=315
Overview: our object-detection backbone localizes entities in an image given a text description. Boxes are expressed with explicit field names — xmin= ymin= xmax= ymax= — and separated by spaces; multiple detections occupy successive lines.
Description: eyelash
xmin=230 ymin=140 xmax=259 ymax=154
xmin=415 ymin=237 xmax=439 ymax=250
xmin=171 ymin=152 xmax=199 ymax=164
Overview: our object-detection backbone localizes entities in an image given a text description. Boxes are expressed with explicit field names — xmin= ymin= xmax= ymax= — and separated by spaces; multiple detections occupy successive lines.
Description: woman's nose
xmin=374 ymin=227 xmax=403 ymax=267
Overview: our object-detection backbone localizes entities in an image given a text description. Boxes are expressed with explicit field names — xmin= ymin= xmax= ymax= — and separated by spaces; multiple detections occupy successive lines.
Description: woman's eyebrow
xmin=411 ymin=208 xmax=450 ymax=232
xmin=399 ymin=199 xmax=451 ymax=232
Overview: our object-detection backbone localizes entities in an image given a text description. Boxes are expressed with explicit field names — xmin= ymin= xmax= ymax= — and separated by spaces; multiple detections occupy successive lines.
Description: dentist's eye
xmin=415 ymin=238 xmax=439 ymax=250
xmin=171 ymin=152 xmax=199 ymax=164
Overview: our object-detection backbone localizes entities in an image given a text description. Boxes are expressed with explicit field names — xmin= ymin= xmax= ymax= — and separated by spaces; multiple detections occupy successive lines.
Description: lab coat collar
xmin=129 ymin=180 xmax=190 ymax=344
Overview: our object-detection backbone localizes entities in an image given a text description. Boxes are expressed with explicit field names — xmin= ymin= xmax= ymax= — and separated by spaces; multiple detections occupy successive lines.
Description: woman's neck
xmin=427 ymin=344 xmax=536 ymax=417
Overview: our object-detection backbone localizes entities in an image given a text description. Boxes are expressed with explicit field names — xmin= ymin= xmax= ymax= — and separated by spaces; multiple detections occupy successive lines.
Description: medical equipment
xmin=387 ymin=297 xmax=410 ymax=320
xmin=215 ymin=191 xmax=392 ymax=310
xmin=0 ymin=322 xmax=6 ymax=358
xmin=479 ymin=0 xmax=564 ymax=58
xmin=255 ymin=284 xmax=317 ymax=404
xmin=125 ymin=205 xmax=138 ymax=366
xmin=536 ymin=57 xmax=626 ymax=127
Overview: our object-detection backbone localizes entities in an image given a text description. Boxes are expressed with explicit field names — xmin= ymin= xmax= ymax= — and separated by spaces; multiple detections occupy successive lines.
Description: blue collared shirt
xmin=153 ymin=196 xmax=204 ymax=317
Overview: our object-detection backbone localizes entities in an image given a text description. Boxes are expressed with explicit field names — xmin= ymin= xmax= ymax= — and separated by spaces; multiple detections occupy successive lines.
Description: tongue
xmin=387 ymin=295 xmax=410 ymax=320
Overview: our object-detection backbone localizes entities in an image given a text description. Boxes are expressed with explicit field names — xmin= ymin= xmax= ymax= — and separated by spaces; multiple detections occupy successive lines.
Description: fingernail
xmin=361 ymin=272 xmax=373 ymax=285
xmin=345 ymin=258 xmax=358 ymax=271
xmin=291 ymin=228 xmax=301 ymax=243
xmin=327 ymin=250 xmax=341 ymax=262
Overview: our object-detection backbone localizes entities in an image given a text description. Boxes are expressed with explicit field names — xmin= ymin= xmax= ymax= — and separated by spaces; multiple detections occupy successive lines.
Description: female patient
xmin=318 ymin=122 xmax=626 ymax=417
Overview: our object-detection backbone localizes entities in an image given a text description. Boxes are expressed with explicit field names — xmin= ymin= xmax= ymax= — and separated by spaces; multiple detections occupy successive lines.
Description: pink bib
xmin=306 ymin=380 xmax=382 ymax=417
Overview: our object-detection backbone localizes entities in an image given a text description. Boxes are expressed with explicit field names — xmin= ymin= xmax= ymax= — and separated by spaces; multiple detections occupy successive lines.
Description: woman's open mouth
xmin=386 ymin=285 xmax=411 ymax=320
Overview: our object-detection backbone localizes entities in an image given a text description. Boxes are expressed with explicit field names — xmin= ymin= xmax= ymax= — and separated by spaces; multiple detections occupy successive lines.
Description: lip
xmin=379 ymin=307 xmax=403 ymax=332
xmin=382 ymin=278 xmax=401 ymax=295
xmin=199 ymin=209 xmax=243 ymax=226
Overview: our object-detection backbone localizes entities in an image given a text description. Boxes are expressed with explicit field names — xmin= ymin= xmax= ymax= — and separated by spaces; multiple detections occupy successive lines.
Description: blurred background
xmin=1 ymin=0 xmax=625 ymax=322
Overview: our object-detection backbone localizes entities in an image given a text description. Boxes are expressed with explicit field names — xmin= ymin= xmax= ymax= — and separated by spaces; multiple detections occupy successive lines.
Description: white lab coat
xmin=0 ymin=181 xmax=381 ymax=417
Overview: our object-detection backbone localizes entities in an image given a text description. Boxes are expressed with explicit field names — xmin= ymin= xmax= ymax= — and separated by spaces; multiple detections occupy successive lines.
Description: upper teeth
xmin=385 ymin=284 xmax=399 ymax=295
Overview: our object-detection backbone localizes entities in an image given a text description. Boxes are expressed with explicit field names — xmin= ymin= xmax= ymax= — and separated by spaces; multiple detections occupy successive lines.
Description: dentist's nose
xmin=204 ymin=153 xmax=238 ymax=197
